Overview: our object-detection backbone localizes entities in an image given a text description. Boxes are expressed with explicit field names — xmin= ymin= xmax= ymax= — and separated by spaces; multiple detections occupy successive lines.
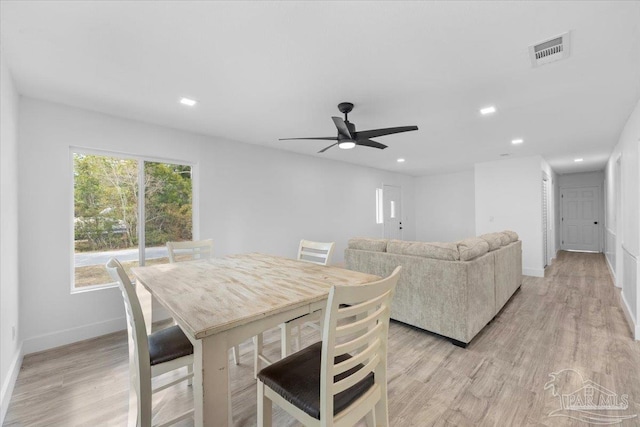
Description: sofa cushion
xmin=503 ymin=230 xmax=519 ymax=242
xmin=387 ymin=240 xmax=460 ymax=261
xmin=347 ymin=238 xmax=388 ymax=252
xmin=457 ymin=238 xmax=490 ymax=261
xmin=386 ymin=240 xmax=404 ymax=254
xmin=479 ymin=233 xmax=503 ymax=251
xmin=497 ymin=232 xmax=511 ymax=246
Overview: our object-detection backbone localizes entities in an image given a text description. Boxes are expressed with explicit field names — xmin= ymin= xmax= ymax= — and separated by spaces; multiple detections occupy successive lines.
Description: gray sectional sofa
xmin=345 ymin=231 xmax=522 ymax=347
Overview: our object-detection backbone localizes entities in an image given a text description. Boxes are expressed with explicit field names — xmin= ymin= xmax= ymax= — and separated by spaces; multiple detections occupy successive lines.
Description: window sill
xmin=70 ymin=281 xmax=119 ymax=295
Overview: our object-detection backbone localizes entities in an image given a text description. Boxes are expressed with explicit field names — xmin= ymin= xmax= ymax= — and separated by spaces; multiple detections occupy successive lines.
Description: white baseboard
xmin=523 ymin=267 xmax=544 ymax=277
xmin=22 ymin=316 xmax=126 ymax=355
xmin=619 ymin=291 xmax=639 ymax=341
xmin=1 ymin=342 xmax=23 ymax=424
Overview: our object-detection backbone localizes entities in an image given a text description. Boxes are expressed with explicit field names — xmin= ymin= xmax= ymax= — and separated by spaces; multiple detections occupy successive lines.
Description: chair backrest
xmin=105 ymin=258 xmax=152 ymax=426
xmin=166 ymin=239 xmax=213 ymax=263
xmin=297 ymin=239 xmax=335 ymax=266
xmin=319 ymin=266 xmax=402 ymax=424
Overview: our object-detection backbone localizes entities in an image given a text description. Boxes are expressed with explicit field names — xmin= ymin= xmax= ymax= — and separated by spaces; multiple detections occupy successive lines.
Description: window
xmin=375 ymin=188 xmax=383 ymax=224
xmin=73 ymin=152 xmax=193 ymax=290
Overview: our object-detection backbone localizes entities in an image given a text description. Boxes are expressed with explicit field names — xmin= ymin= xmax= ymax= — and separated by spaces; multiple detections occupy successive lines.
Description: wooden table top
xmin=131 ymin=253 xmax=380 ymax=339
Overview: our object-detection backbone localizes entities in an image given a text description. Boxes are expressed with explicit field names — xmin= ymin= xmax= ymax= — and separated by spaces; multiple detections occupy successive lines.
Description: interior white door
xmin=383 ymin=185 xmax=402 ymax=240
xmin=561 ymin=186 xmax=600 ymax=252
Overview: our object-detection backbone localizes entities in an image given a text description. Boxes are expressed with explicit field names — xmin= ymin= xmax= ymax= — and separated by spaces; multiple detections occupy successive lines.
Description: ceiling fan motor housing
xmin=339 ymin=121 xmax=357 ymax=141
xmin=338 ymin=102 xmax=354 ymax=114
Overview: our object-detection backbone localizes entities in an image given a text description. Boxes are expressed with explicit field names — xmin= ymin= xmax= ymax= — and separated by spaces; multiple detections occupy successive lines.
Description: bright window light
xmin=375 ymin=188 xmax=383 ymax=224
xmin=511 ymin=138 xmax=524 ymax=145
xmin=179 ymin=97 xmax=197 ymax=107
xmin=574 ymin=158 xmax=584 ymax=162
xmin=480 ymin=106 xmax=496 ymax=115
xmin=397 ymin=158 xmax=405 ymax=163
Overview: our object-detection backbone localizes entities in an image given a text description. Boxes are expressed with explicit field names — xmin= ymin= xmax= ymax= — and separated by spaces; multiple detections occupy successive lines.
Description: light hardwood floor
xmin=5 ymin=251 xmax=640 ymax=426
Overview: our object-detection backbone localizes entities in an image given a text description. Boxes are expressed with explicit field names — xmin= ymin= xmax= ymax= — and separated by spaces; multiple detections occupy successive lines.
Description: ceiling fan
xmin=279 ymin=102 xmax=418 ymax=153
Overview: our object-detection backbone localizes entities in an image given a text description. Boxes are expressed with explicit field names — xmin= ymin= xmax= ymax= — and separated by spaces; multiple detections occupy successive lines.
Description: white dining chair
xmin=106 ymin=257 xmax=195 ymax=427
xmin=257 ymin=266 xmax=402 ymax=427
xmin=283 ymin=240 xmax=336 ymax=352
xmin=166 ymin=239 xmax=214 ymax=262
xmin=166 ymin=239 xmax=240 ymax=366
xmin=254 ymin=240 xmax=335 ymax=378
xmin=297 ymin=239 xmax=336 ymax=265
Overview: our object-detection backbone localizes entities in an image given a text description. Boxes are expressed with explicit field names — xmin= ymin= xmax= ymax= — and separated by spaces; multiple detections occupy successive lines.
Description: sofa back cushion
xmin=503 ymin=230 xmax=519 ymax=242
xmin=479 ymin=232 xmax=507 ymax=251
xmin=457 ymin=238 xmax=490 ymax=261
xmin=348 ymin=237 xmax=388 ymax=252
xmin=497 ymin=232 xmax=511 ymax=246
xmin=387 ymin=240 xmax=460 ymax=261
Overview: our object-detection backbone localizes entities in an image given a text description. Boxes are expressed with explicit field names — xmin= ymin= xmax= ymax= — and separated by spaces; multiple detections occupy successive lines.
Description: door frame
xmin=559 ymin=183 xmax=603 ymax=252
xmin=542 ymin=174 xmax=552 ymax=267
xmin=614 ymin=155 xmax=623 ymax=288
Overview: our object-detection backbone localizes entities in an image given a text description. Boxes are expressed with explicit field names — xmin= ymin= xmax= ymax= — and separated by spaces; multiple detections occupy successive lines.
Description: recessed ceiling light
xmin=397 ymin=158 xmax=405 ymax=163
xmin=574 ymin=158 xmax=584 ymax=162
xmin=480 ymin=106 xmax=496 ymax=115
xmin=179 ymin=97 xmax=197 ymax=107
xmin=511 ymin=138 xmax=524 ymax=145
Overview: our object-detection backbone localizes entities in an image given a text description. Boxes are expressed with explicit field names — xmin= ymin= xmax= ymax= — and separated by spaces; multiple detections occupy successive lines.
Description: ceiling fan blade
xmin=331 ymin=116 xmax=353 ymax=139
xmin=356 ymin=125 xmax=418 ymax=140
xmin=279 ymin=137 xmax=338 ymax=141
xmin=356 ymin=139 xmax=388 ymax=150
xmin=318 ymin=142 xmax=339 ymax=153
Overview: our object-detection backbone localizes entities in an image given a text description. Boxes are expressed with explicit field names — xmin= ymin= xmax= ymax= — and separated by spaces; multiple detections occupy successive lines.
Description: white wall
xmin=0 ymin=55 xmax=21 ymax=423
xmin=414 ymin=170 xmax=475 ymax=242
xmin=475 ymin=155 xmax=554 ymax=277
xmin=605 ymin=98 xmax=640 ymax=339
xmin=558 ymin=171 xmax=604 ymax=188
xmin=17 ymin=97 xmax=415 ymax=354
xmin=198 ymin=139 xmax=415 ymax=261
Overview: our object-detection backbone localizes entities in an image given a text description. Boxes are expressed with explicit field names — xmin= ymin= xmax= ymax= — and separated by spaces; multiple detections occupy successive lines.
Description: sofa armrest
xmin=494 ymin=240 xmax=522 ymax=309
xmin=346 ymin=248 xmax=470 ymax=342
xmin=464 ymin=254 xmax=496 ymax=341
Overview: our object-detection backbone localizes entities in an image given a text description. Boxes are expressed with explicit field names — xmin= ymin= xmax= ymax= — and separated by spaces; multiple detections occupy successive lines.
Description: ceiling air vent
xmin=529 ymin=31 xmax=571 ymax=68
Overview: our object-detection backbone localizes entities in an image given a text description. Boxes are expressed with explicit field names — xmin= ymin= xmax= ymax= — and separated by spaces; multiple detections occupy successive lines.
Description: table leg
xmin=136 ymin=284 xmax=153 ymax=335
xmin=193 ymin=340 xmax=203 ymax=427
xmin=202 ymin=333 xmax=231 ymax=427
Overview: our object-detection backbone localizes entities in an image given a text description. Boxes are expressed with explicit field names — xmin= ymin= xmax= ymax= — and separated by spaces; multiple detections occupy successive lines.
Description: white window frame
xmin=70 ymin=147 xmax=198 ymax=293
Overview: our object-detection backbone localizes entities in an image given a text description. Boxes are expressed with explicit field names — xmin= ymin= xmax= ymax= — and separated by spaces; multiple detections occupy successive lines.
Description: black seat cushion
xmin=257 ymin=341 xmax=375 ymax=420
xmin=148 ymin=325 xmax=193 ymax=366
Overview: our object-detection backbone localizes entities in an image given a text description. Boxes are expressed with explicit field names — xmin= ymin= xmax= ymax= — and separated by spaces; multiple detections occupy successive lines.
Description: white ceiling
xmin=2 ymin=1 xmax=639 ymax=176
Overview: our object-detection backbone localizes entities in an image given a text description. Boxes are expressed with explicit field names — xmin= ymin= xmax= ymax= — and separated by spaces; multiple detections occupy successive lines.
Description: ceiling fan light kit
xmin=279 ymin=102 xmax=418 ymax=153
xmin=338 ymin=141 xmax=356 ymax=149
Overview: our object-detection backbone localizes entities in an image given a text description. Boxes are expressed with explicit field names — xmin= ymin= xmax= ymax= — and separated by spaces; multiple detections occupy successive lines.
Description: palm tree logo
xmin=544 ymin=369 xmax=637 ymax=425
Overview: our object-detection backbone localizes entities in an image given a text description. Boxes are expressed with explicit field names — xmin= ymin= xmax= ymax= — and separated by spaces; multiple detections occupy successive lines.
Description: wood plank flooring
xmin=5 ymin=251 xmax=640 ymax=426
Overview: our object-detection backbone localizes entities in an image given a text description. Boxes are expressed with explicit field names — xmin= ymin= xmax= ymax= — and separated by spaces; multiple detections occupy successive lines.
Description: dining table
xmin=131 ymin=252 xmax=381 ymax=427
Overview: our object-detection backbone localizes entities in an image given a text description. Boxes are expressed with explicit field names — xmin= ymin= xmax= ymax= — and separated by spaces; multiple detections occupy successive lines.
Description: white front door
xmin=383 ymin=185 xmax=402 ymax=240
xmin=561 ymin=186 xmax=600 ymax=252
